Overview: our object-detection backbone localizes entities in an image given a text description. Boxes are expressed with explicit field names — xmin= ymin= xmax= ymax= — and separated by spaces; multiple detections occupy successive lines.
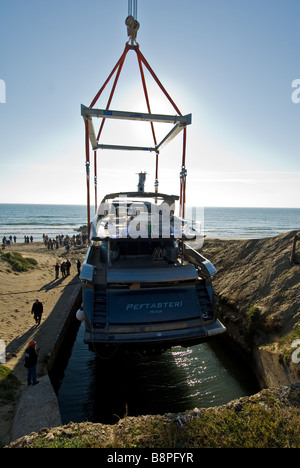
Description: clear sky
xmin=0 ymin=0 xmax=299 ymax=208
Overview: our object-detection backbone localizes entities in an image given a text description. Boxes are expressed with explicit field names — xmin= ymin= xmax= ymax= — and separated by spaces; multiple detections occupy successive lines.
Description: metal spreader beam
xmin=81 ymin=105 xmax=191 ymax=152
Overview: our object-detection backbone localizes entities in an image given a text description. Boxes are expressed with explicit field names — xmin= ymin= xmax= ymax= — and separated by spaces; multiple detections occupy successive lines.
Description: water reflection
xmin=56 ymin=323 xmax=258 ymax=425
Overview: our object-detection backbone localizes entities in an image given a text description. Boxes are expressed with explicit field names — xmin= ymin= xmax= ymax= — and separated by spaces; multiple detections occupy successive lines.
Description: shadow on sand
xmin=9 ymin=275 xmax=82 ymax=378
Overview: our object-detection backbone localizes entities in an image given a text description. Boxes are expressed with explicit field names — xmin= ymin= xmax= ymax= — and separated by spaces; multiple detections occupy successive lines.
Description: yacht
xmin=78 ymin=173 xmax=226 ymax=354
xmin=78 ymin=5 xmax=226 ymax=354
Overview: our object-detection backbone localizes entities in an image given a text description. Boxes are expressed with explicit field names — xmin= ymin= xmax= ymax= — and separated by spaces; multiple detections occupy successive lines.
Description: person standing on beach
xmin=61 ymin=261 xmax=66 ymax=277
xmin=66 ymin=259 xmax=71 ymax=276
xmin=31 ymin=299 xmax=43 ymax=325
xmin=24 ymin=340 xmax=39 ymax=385
xmin=55 ymin=262 xmax=60 ymax=279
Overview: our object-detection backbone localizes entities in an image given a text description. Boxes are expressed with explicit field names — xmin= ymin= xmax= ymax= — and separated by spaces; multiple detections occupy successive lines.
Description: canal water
xmin=54 ymin=322 xmax=259 ymax=425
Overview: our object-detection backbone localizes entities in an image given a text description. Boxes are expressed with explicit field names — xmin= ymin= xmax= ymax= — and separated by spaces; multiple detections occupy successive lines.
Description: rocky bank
xmin=201 ymin=230 xmax=300 ymax=386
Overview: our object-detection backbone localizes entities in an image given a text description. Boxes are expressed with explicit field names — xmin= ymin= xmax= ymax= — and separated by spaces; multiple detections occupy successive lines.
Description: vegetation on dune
xmin=0 ymin=365 xmax=20 ymax=403
xmin=9 ymin=385 xmax=300 ymax=448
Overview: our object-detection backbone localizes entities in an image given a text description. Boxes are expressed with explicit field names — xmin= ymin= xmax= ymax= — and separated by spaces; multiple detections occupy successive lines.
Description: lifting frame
xmin=82 ymin=39 xmax=192 ymax=237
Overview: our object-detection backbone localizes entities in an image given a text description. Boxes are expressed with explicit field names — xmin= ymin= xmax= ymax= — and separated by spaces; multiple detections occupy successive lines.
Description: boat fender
xmin=76 ymin=307 xmax=85 ymax=322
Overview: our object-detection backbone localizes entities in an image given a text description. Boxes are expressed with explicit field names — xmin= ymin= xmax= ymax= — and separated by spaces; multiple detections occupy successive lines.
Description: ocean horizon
xmin=0 ymin=203 xmax=299 ymax=242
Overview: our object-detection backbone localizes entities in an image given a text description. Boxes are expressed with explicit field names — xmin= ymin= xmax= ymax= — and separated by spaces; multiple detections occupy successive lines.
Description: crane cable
xmin=126 ymin=0 xmax=139 ymax=43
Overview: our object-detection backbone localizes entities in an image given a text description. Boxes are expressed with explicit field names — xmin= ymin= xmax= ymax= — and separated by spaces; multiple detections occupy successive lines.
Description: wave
xmin=1 ymin=222 xmax=79 ymax=226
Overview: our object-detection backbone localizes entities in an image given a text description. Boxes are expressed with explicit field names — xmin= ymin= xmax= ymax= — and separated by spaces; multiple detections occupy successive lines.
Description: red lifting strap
xmin=89 ymin=43 xmax=131 ymax=109
xmin=85 ymin=41 xmax=188 ymax=237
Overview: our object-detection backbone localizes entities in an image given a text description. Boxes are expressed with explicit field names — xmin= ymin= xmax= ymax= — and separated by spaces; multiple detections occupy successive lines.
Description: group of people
xmin=2 ymin=232 xmax=88 ymax=251
xmin=43 ymin=233 xmax=87 ymax=251
xmin=2 ymin=235 xmax=17 ymax=246
xmin=54 ymin=259 xmax=81 ymax=278
xmin=1 ymin=235 xmax=34 ymax=247
xmin=55 ymin=259 xmax=72 ymax=279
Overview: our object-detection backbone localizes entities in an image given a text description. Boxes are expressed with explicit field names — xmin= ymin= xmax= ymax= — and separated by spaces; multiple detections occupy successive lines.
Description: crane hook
xmin=125 ymin=15 xmax=140 ymax=43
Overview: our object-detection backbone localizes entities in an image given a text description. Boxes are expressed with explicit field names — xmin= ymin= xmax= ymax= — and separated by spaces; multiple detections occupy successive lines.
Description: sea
xmin=0 ymin=203 xmax=299 ymax=242
xmin=1 ymin=203 xmax=300 ymax=424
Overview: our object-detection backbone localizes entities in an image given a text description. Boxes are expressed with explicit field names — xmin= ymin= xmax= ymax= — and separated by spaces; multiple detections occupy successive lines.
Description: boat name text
xmin=126 ymin=301 xmax=183 ymax=311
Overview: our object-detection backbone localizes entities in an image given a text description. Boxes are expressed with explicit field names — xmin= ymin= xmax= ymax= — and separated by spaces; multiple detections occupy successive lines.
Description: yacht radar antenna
xmin=137 ymin=171 xmax=147 ymax=192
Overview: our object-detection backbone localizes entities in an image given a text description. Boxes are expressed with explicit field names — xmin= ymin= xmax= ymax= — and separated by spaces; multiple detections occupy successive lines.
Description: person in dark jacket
xmin=66 ymin=259 xmax=71 ymax=276
xmin=55 ymin=262 xmax=60 ymax=279
xmin=24 ymin=340 xmax=39 ymax=385
xmin=31 ymin=299 xmax=43 ymax=325
xmin=76 ymin=259 xmax=81 ymax=276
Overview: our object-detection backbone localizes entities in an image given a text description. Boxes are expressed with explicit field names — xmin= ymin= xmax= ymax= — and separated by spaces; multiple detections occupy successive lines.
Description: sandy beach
xmin=0 ymin=241 xmax=86 ymax=366
xmin=0 ymin=240 xmax=86 ymax=445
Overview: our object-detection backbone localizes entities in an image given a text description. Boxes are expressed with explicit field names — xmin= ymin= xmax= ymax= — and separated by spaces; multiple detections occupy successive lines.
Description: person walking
xmin=66 ymin=259 xmax=71 ymax=276
xmin=24 ymin=340 xmax=39 ymax=385
xmin=31 ymin=299 xmax=43 ymax=325
xmin=55 ymin=262 xmax=60 ymax=279
xmin=61 ymin=261 xmax=66 ymax=278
